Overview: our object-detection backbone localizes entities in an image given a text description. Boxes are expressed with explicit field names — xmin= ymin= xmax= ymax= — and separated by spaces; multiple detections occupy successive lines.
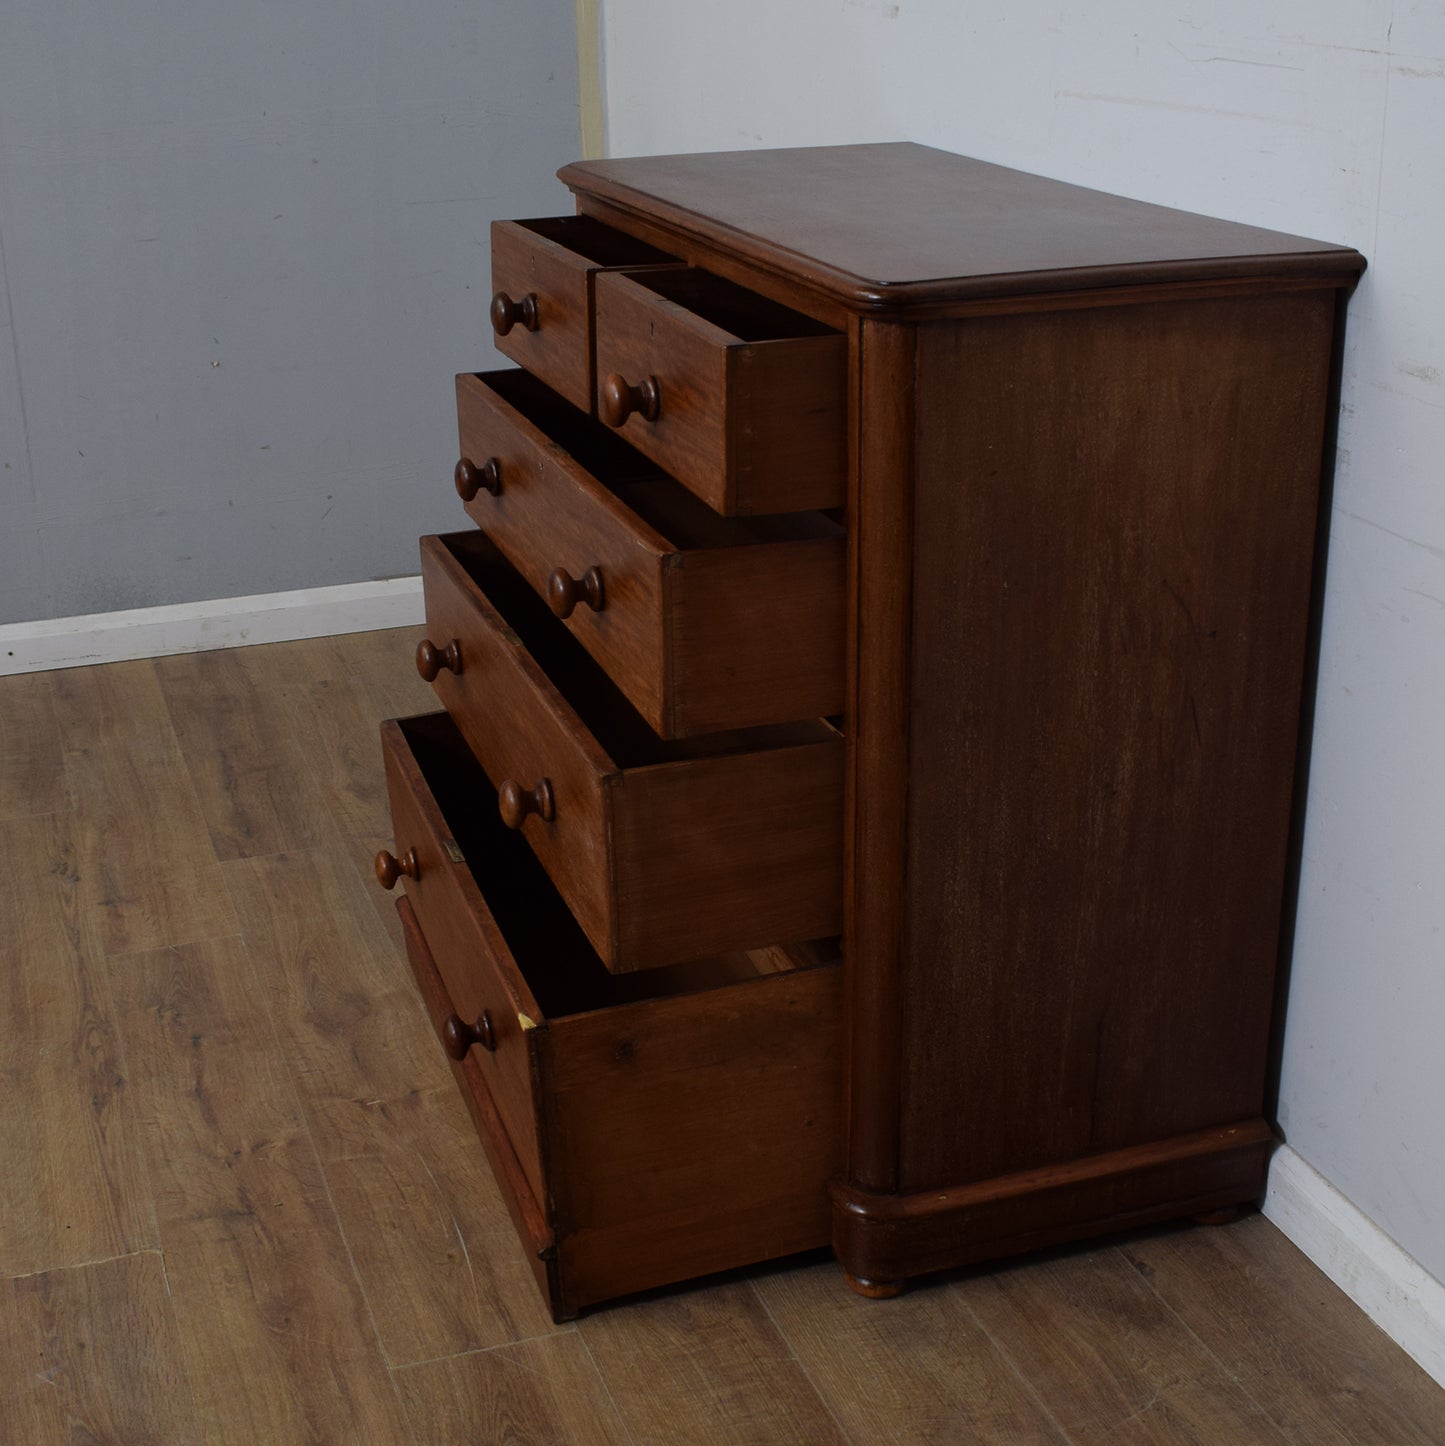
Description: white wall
xmin=600 ymin=1 xmax=1445 ymax=1283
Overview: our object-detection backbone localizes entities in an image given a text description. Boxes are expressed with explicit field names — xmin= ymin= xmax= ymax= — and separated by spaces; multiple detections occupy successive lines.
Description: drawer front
xmin=593 ymin=268 xmax=847 ymax=515
xmin=394 ymin=893 xmax=555 ymax=1306
xmin=490 ymin=217 xmax=678 ymax=413
xmin=416 ymin=532 xmax=845 ymax=971
xmin=455 ymin=370 xmax=673 ymax=731
xmin=455 ymin=370 xmax=848 ymax=737
xmin=379 ymin=718 xmax=546 ymax=1202
xmin=418 ymin=535 xmax=615 ymax=959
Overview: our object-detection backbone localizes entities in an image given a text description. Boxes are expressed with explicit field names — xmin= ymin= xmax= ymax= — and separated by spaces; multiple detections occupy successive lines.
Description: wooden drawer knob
xmin=546 ymin=565 xmax=605 ymax=619
xmin=497 ymin=777 xmax=555 ymax=830
xmin=490 ymin=290 xmax=539 ymax=336
xmin=442 ymin=1010 xmax=496 ymax=1060
xmin=600 ymin=372 xmax=661 ymax=428
xmin=415 ymin=638 xmax=462 ymax=682
xmin=374 ymin=846 xmax=419 ymax=890
xmin=455 ymin=456 xmax=502 ymax=501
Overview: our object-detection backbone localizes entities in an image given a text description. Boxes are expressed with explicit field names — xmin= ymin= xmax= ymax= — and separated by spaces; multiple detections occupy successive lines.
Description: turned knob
xmin=415 ymin=638 xmax=462 ymax=682
xmin=374 ymin=846 xmax=419 ymax=890
xmin=497 ymin=777 xmax=555 ymax=830
xmin=546 ymin=565 xmax=605 ymax=619
xmin=599 ymin=372 xmax=661 ymax=428
xmin=490 ymin=290 xmax=539 ymax=336
xmin=442 ymin=1010 xmax=496 ymax=1060
xmin=455 ymin=456 xmax=502 ymax=501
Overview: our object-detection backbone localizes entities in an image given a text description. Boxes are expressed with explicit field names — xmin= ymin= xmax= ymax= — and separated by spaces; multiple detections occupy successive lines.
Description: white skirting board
xmin=0 ymin=576 xmax=425 ymax=676
xmin=1264 ymin=1145 xmax=1445 ymax=1388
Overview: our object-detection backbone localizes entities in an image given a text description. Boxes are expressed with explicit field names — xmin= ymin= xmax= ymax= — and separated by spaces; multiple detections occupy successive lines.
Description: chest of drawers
xmin=375 ymin=143 xmax=1365 ymax=1320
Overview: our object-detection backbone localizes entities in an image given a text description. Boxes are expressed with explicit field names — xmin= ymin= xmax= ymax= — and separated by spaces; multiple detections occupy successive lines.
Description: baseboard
xmin=1264 ymin=1145 xmax=1445 ymax=1388
xmin=0 ymin=576 xmax=424 ymax=676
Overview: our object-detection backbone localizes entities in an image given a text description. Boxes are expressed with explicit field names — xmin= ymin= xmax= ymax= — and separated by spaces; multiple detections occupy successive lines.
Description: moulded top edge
xmin=559 ymin=143 xmax=1366 ymax=312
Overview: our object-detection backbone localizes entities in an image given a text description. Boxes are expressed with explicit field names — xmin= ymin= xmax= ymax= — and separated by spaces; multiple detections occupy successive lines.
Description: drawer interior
xmin=439 ymin=531 xmax=840 ymax=767
xmin=397 ymin=711 xmax=837 ymax=1021
xmin=480 ymin=369 xmax=842 ymax=548
xmin=624 ymin=265 xmax=840 ymax=341
xmin=510 ymin=215 xmax=678 ymax=270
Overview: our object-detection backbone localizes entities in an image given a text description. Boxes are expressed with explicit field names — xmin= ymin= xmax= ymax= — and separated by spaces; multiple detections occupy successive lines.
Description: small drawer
xmin=415 ymin=531 xmax=844 ymax=972
xmin=380 ymin=712 xmax=842 ymax=1320
xmin=593 ymin=267 xmax=847 ymax=515
xmin=490 ymin=217 xmax=679 ymax=413
xmin=455 ymin=369 xmax=845 ymax=737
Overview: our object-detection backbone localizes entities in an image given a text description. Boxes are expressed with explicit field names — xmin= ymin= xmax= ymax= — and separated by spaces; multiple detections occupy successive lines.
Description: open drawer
xmin=379 ymin=712 xmax=842 ymax=1320
xmin=490 ymin=216 xmax=679 ymax=412
xmin=454 ymin=368 xmax=845 ymax=737
xmin=415 ymin=531 xmax=844 ymax=971
xmin=593 ymin=266 xmax=847 ymax=514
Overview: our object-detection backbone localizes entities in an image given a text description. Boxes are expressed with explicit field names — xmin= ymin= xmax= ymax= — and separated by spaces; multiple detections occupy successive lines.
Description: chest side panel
xmin=897 ymin=291 xmax=1336 ymax=1190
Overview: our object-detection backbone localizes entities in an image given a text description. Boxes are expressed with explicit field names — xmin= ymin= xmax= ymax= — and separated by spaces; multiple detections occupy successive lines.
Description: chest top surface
xmin=560 ymin=142 xmax=1365 ymax=310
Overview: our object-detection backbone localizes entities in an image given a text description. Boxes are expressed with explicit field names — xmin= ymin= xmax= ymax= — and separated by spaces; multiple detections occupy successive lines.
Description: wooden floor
xmin=1 ymin=628 xmax=1441 ymax=1444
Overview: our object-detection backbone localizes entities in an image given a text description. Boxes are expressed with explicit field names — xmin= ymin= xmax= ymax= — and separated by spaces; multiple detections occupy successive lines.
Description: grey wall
xmin=0 ymin=3 xmax=579 ymax=625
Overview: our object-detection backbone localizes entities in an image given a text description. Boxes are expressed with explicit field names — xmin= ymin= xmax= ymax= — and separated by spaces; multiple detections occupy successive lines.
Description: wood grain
xmin=222 ymin=843 xmax=439 ymax=1110
xmin=0 ymin=623 xmax=1434 ymax=1433
xmin=1120 ymin=1217 xmax=1445 ymax=1444
xmin=394 ymin=1332 xmax=630 ymax=1445
xmin=607 ymin=726 xmax=843 ymax=968
xmin=753 ymin=1259 xmax=1067 ymax=1443
xmin=49 ymin=659 xmax=237 ymax=954
xmin=223 ymin=840 xmax=562 ymax=1363
xmin=0 ymin=671 xmax=68 ymax=820
xmin=0 ymin=812 xmax=156 ymax=1277
xmin=310 ymin=1086 xmax=562 ymax=1366
xmin=106 ymin=935 xmax=411 ymax=1442
xmin=155 ymin=645 xmax=334 ymax=860
xmin=580 ymin=1283 xmax=847 ymax=1446
xmin=843 ymin=317 xmax=914 ymax=1194
xmin=421 ymin=534 xmax=844 ymax=970
xmin=232 ymin=629 xmax=435 ymax=841
xmin=0 ymin=1253 xmax=198 ymax=1444
xmin=491 ymin=215 xmax=678 ymax=411
xmin=966 ymin=1245 xmax=1283 ymax=1443
xmin=456 ymin=368 xmax=845 ymax=736
xmin=899 ymin=291 xmax=1336 ymax=1191
xmin=593 ymin=267 xmax=846 ymax=514
xmin=562 ymin=144 xmax=1365 ymax=311
xmin=543 ymin=961 xmax=843 ymax=1318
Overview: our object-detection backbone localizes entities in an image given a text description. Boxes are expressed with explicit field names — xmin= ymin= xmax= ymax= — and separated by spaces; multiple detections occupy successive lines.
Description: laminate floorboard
xmin=0 ymin=812 xmax=157 ymax=1277
xmin=155 ymin=646 xmax=337 ymax=861
xmin=1121 ymin=1217 xmax=1445 ymax=1444
xmin=0 ymin=670 xmax=68 ymax=820
xmin=49 ymin=660 xmax=237 ymax=954
xmin=578 ymin=1282 xmax=850 ymax=1445
xmin=393 ymin=1332 xmax=631 ymax=1445
xmin=0 ymin=631 xmax=1439 ymax=1444
xmin=106 ymin=935 xmax=411 ymax=1444
xmin=0 ymin=1252 xmax=198 ymax=1444
xmin=753 ymin=1258 xmax=1068 ymax=1443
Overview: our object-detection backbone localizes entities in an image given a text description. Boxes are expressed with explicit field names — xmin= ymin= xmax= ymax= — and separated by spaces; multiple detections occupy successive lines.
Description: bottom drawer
xmin=382 ymin=712 xmax=842 ymax=1320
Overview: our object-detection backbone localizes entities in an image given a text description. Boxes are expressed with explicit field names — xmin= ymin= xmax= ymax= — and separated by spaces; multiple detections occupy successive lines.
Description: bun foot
xmin=845 ymin=1272 xmax=906 ymax=1299
xmin=1193 ymin=1205 xmax=1244 ymax=1227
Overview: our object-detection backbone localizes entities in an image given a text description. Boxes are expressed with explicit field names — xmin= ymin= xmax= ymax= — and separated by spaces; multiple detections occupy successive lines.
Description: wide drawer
xmin=593 ymin=267 xmax=847 ymax=515
xmin=454 ymin=368 xmax=846 ymax=736
xmin=490 ymin=216 xmax=678 ymax=413
xmin=379 ymin=712 xmax=843 ymax=1320
xmin=416 ymin=531 xmax=844 ymax=971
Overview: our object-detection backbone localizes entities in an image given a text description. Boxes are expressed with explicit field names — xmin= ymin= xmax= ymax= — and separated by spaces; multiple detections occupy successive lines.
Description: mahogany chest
xmin=374 ymin=143 xmax=1365 ymax=1318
